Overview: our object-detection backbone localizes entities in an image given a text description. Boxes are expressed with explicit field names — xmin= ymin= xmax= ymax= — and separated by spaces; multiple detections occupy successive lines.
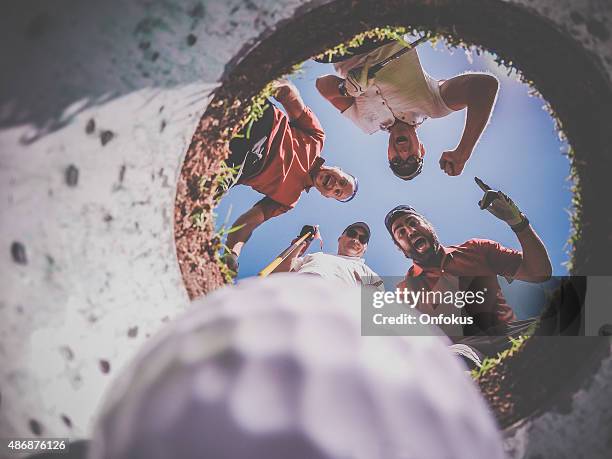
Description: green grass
xmin=190 ymin=207 xmax=207 ymax=230
xmin=233 ymin=60 xmax=307 ymax=132
xmin=471 ymin=335 xmax=529 ymax=380
xmin=211 ymin=223 xmax=245 ymax=283
xmin=190 ymin=160 xmax=244 ymax=283
xmin=214 ymin=252 xmax=237 ymax=284
xmin=564 ymin=146 xmax=582 ymax=273
xmin=313 ymin=26 xmax=411 ymax=62
xmin=471 ymin=321 xmax=538 ymax=380
xmin=208 ymin=161 xmax=242 ymax=204
xmin=225 ymin=81 xmax=278 ymax=141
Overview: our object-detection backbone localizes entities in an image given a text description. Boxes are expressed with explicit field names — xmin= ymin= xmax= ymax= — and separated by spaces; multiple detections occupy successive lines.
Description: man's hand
xmin=272 ymin=79 xmax=305 ymax=120
xmin=275 ymin=225 xmax=319 ymax=273
xmin=221 ymin=251 xmax=239 ymax=278
xmin=439 ymin=74 xmax=499 ymax=172
xmin=475 ymin=177 xmax=524 ymax=226
xmin=344 ymin=56 xmax=374 ymax=97
xmin=475 ymin=176 xmax=552 ymax=282
xmin=315 ymin=75 xmax=355 ymax=113
xmin=439 ymin=148 xmax=469 ymax=176
xmin=271 ymin=79 xmax=295 ymax=101
xmin=298 ymin=224 xmax=319 ymax=240
xmin=354 ymin=271 xmax=385 ymax=290
xmin=292 ymin=225 xmax=319 ymax=257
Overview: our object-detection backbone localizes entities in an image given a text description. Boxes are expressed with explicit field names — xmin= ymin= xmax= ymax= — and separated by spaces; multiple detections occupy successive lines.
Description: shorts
xmin=227 ymin=100 xmax=274 ymax=181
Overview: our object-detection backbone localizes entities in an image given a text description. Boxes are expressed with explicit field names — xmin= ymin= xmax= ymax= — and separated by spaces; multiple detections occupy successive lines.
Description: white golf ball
xmin=89 ymin=275 xmax=504 ymax=459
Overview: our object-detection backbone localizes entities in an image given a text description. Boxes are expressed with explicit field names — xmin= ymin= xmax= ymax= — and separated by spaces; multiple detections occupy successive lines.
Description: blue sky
xmin=216 ymin=39 xmax=572 ymax=312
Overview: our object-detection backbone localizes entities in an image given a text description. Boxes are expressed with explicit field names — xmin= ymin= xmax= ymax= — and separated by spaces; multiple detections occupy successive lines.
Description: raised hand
xmin=475 ymin=177 xmax=524 ymax=226
xmin=439 ymin=148 xmax=468 ymax=176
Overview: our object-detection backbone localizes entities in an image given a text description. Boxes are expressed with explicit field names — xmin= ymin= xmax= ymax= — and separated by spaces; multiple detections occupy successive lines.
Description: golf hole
xmin=173 ymin=0 xmax=612 ymax=429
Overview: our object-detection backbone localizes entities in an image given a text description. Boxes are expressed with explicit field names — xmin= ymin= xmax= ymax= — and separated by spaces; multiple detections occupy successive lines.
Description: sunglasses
xmin=345 ymin=228 xmax=369 ymax=244
xmin=389 ymin=155 xmax=423 ymax=180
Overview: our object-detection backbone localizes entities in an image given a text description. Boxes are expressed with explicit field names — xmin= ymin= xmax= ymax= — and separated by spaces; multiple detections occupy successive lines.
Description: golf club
xmin=258 ymin=225 xmax=316 ymax=277
xmin=366 ymin=35 xmax=428 ymax=78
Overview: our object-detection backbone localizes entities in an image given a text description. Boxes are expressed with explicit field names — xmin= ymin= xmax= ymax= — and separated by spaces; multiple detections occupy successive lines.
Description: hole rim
xmin=174 ymin=0 xmax=612 ymax=428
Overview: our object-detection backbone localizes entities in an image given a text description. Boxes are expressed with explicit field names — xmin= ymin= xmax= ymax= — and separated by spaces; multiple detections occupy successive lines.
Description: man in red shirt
xmin=385 ymin=178 xmax=552 ymax=362
xmin=223 ymin=80 xmax=358 ymax=274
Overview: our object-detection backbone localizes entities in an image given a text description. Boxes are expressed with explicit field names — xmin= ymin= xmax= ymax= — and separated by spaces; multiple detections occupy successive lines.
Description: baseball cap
xmin=340 ymin=174 xmax=359 ymax=202
xmin=343 ymin=221 xmax=370 ymax=243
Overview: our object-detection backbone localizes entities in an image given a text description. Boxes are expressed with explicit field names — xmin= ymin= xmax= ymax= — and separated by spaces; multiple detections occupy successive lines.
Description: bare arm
xmin=315 ymin=74 xmax=355 ymax=113
xmin=476 ymin=179 xmax=552 ymax=282
xmin=513 ymin=225 xmax=553 ymax=282
xmin=438 ymin=74 xmax=499 ymax=175
xmin=226 ymin=197 xmax=289 ymax=258
xmin=273 ymin=225 xmax=318 ymax=273
xmin=272 ymin=240 xmax=310 ymax=273
xmin=273 ymin=80 xmax=306 ymax=121
xmin=225 ymin=203 xmax=266 ymax=257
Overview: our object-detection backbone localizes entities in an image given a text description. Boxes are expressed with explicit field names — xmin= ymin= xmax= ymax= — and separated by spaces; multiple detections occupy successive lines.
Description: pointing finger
xmin=479 ymin=191 xmax=491 ymax=209
xmin=480 ymin=190 xmax=500 ymax=209
xmin=474 ymin=176 xmax=492 ymax=192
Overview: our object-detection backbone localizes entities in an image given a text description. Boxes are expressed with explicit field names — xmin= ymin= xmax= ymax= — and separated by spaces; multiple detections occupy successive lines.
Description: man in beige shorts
xmin=316 ymin=36 xmax=499 ymax=180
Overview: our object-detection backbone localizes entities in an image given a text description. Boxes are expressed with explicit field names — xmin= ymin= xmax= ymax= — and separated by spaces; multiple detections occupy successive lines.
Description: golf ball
xmin=89 ymin=275 xmax=504 ymax=459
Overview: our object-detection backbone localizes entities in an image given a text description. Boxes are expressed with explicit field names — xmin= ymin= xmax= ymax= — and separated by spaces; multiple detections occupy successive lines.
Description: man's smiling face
xmin=314 ymin=166 xmax=355 ymax=201
xmin=337 ymin=227 xmax=368 ymax=258
xmin=390 ymin=213 xmax=439 ymax=263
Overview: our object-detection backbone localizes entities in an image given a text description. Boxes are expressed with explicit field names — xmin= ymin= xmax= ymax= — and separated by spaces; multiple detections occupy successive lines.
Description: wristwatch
xmin=510 ymin=214 xmax=530 ymax=233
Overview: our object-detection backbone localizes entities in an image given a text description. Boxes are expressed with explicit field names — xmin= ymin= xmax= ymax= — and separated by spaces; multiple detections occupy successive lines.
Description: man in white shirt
xmin=274 ymin=222 xmax=384 ymax=291
xmin=315 ymin=36 xmax=499 ymax=180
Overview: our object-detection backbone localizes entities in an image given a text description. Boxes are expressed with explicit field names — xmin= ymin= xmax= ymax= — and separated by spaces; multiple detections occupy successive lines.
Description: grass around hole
xmin=471 ymin=331 xmax=535 ymax=381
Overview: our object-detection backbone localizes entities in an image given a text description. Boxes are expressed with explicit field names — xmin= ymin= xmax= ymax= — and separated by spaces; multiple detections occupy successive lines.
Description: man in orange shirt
xmin=385 ymin=179 xmax=552 ymax=364
xmin=223 ymin=80 xmax=358 ymax=274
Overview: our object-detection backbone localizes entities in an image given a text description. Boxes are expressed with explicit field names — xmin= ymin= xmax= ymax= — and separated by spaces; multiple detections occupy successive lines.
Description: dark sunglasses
xmin=389 ymin=155 xmax=423 ymax=180
xmin=345 ymin=228 xmax=369 ymax=244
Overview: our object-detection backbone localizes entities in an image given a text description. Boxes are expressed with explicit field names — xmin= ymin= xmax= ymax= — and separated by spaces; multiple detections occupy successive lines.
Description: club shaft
xmin=367 ymin=36 xmax=428 ymax=78
xmin=258 ymin=232 xmax=312 ymax=277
